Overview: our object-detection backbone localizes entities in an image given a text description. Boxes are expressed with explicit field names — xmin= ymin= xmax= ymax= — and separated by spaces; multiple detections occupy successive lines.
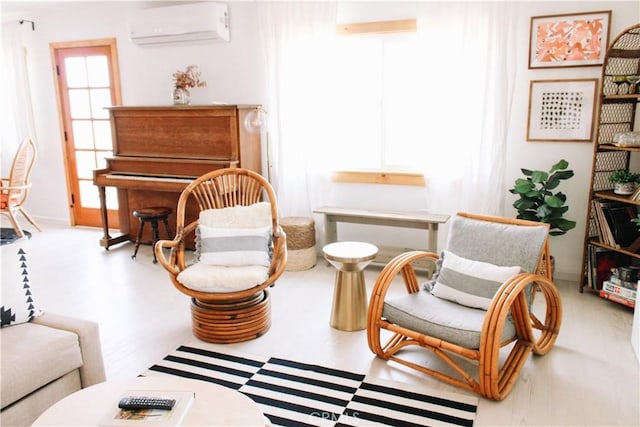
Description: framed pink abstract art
xmin=529 ymin=11 xmax=611 ymax=69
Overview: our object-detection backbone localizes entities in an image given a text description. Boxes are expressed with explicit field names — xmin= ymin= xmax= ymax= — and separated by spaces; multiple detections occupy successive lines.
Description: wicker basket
xmin=281 ymin=217 xmax=317 ymax=271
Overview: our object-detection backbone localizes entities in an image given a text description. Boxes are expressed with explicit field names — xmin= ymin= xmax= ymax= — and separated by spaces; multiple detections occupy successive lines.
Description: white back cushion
xmin=196 ymin=202 xmax=272 ymax=267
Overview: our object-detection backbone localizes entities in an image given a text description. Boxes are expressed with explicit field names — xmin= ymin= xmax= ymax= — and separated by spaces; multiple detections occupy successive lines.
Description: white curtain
xmin=256 ymin=1 xmax=338 ymax=218
xmin=258 ymin=1 xmax=517 ymax=217
xmin=415 ymin=2 xmax=518 ymax=216
xmin=1 ymin=21 xmax=37 ymax=171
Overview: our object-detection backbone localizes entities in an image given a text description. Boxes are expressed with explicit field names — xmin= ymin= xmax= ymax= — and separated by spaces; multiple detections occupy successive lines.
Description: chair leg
xmin=150 ymin=220 xmax=160 ymax=264
xmin=131 ymin=220 xmax=145 ymax=260
xmin=18 ymin=207 xmax=42 ymax=231
xmin=4 ymin=210 xmax=24 ymax=238
xmin=162 ymin=218 xmax=172 ymax=239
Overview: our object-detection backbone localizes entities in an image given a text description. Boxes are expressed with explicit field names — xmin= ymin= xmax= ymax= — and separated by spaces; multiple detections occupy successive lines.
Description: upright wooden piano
xmin=93 ymin=105 xmax=262 ymax=249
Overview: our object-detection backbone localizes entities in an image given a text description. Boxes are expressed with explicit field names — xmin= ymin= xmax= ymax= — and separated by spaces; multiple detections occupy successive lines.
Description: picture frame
xmin=529 ymin=11 xmax=611 ymax=69
xmin=526 ymin=79 xmax=598 ymax=142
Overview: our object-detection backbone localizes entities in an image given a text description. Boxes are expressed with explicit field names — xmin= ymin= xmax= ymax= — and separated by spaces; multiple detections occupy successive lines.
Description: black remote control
xmin=118 ymin=396 xmax=176 ymax=411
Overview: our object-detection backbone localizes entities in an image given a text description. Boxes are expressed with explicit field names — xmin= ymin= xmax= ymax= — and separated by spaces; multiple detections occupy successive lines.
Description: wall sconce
xmin=244 ymin=106 xmax=267 ymax=133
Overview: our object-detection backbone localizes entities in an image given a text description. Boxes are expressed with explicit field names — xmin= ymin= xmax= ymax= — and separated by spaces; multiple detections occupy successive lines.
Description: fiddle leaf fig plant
xmin=509 ymin=159 xmax=577 ymax=236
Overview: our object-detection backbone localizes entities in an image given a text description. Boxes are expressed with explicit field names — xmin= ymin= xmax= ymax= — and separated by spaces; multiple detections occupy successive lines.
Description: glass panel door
xmin=52 ymin=40 xmax=121 ymax=227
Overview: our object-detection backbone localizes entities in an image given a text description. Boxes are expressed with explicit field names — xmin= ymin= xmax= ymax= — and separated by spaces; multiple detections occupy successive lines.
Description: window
xmin=331 ymin=28 xmax=427 ymax=173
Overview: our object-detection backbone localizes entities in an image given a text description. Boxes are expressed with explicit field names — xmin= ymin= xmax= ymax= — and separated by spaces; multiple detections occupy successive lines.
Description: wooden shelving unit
xmin=580 ymin=24 xmax=640 ymax=308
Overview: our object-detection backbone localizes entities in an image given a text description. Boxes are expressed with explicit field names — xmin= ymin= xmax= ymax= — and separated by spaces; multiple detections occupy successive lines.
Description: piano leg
xmin=97 ymin=184 xmax=129 ymax=249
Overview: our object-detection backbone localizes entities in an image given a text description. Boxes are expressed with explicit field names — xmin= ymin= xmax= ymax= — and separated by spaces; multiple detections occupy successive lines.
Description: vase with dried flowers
xmin=172 ymin=65 xmax=206 ymax=105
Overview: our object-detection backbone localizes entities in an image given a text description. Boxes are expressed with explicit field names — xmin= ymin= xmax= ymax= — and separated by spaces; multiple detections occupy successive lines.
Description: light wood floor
xmin=9 ymin=221 xmax=640 ymax=426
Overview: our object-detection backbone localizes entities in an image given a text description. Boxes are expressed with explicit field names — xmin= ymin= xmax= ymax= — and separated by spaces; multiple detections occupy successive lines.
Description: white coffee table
xmin=32 ymin=376 xmax=266 ymax=426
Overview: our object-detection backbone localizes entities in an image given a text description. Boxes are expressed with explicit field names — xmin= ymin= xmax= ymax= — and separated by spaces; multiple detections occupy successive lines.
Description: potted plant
xmin=609 ymin=169 xmax=640 ymax=195
xmin=509 ymin=159 xmax=576 ymax=236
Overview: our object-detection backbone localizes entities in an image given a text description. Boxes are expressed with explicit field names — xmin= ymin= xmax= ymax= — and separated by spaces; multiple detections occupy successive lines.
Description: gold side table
xmin=322 ymin=241 xmax=378 ymax=331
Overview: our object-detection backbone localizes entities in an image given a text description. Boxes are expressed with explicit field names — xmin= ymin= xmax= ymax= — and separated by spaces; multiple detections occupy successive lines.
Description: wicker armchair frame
xmin=1 ymin=138 xmax=42 ymax=237
xmin=155 ymin=168 xmax=287 ymax=343
xmin=367 ymin=212 xmax=562 ymax=400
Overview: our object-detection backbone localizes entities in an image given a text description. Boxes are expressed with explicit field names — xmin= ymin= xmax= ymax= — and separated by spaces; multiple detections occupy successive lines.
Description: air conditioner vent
xmin=129 ymin=2 xmax=230 ymax=45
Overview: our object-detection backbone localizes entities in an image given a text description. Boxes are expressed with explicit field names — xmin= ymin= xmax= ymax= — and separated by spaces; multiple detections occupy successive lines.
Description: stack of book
xmin=591 ymin=199 xmax=640 ymax=250
xmin=586 ymin=246 xmax=619 ymax=290
xmin=600 ymin=275 xmax=637 ymax=308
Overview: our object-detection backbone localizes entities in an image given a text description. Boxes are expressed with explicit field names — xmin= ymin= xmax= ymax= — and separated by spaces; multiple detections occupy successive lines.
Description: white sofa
xmin=0 ymin=312 xmax=106 ymax=426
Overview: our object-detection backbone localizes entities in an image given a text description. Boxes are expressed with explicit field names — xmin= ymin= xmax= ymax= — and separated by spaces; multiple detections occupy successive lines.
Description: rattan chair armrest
xmin=487 ymin=273 xmax=561 ymax=336
xmin=367 ymin=251 xmax=439 ymax=322
xmin=490 ymin=272 xmax=562 ymax=355
xmin=480 ymin=271 xmax=562 ymax=399
xmin=273 ymin=225 xmax=285 ymax=239
xmin=263 ymin=228 xmax=287 ymax=286
xmin=0 ymin=183 xmax=31 ymax=191
xmin=373 ymin=250 xmax=439 ymax=296
xmin=154 ymin=237 xmax=182 ymax=275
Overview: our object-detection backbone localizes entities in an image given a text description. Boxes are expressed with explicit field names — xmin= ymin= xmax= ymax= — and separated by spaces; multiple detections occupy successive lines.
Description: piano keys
xmin=93 ymin=105 xmax=262 ymax=249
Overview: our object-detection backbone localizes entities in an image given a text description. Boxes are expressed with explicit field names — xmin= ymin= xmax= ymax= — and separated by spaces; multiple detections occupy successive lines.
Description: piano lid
xmin=106 ymin=105 xmax=258 ymax=160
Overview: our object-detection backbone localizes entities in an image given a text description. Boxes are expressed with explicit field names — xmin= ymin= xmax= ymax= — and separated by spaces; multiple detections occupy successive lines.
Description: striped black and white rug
xmin=144 ymin=344 xmax=478 ymax=427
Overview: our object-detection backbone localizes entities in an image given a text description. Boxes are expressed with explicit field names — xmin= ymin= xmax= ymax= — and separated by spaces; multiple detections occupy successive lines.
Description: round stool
xmin=322 ymin=241 xmax=378 ymax=331
xmin=131 ymin=206 xmax=172 ymax=263
xmin=281 ymin=217 xmax=317 ymax=271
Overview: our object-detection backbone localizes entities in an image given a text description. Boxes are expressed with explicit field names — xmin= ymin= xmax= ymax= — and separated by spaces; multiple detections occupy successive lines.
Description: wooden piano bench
xmin=131 ymin=206 xmax=172 ymax=263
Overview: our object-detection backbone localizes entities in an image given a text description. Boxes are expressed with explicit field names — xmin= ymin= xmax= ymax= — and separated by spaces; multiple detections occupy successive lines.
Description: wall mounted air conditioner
xmin=129 ymin=2 xmax=230 ymax=45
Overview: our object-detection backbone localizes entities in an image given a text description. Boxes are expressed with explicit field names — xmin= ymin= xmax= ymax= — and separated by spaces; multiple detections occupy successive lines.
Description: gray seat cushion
xmin=383 ymin=290 xmax=516 ymax=349
xmin=1 ymin=322 xmax=83 ymax=408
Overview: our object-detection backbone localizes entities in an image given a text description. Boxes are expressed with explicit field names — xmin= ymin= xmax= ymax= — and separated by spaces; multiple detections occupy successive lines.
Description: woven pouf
xmin=281 ymin=216 xmax=317 ymax=271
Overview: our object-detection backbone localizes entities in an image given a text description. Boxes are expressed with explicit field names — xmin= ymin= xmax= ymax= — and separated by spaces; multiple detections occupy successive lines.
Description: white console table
xmin=313 ymin=206 xmax=449 ymax=269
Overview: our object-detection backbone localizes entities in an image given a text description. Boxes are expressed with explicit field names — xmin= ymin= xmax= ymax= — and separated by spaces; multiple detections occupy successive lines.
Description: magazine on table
xmin=99 ymin=390 xmax=195 ymax=426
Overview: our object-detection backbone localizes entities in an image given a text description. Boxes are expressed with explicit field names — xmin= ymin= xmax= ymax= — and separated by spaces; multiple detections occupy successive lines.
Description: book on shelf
xmin=592 ymin=199 xmax=615 ymax=246
xmin=587 ymin=246 xmax=619 ymax=291
xmin=599 ymin=289 xmax=636 ymax=308
xmin=609 ymin=275 xmax=638 ymax=290
xmin=99 ymin=390 xmax=194 ymax=427
xmin=602 ymin=280 xmax=637 ymax=301
xmin=591 ymin=199 xmax=640 ymax=249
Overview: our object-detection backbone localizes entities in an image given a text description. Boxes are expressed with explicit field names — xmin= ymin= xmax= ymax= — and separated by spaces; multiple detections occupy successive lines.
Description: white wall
xmin=2 ymin=1 xmax=639 ymax=280
xmin=506 ymin=2 xmax=638 ymax=280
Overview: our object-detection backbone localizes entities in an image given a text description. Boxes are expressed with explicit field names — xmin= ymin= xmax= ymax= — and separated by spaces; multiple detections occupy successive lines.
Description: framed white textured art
xmin=526 ymin=79 xmax=598 ymax=142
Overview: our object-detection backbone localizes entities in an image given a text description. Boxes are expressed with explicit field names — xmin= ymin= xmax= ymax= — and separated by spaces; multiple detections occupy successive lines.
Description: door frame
xmin=50 ymin=37 xmax=122 ymax=227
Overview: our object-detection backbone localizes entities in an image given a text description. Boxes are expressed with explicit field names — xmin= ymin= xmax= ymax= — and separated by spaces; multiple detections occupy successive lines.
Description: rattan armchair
xmin=155 ymin=168 xmax=287 ymax=343
xmin=367 ymin=212 xmax=562 ymax=400
xmin=1 ymin=138 xmax=41 ymax=237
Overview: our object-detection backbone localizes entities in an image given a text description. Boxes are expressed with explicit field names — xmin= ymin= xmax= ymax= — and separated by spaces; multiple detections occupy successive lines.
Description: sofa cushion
xmin=383 ymin=290 xmax=516 ymax=349
xmin=1 ymin=244 xmax=43 ymax=327
xmin=0 ymin=370 xmax=81 ymax=427
xmin=1 ymin=322 xmax=83 ymax=408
